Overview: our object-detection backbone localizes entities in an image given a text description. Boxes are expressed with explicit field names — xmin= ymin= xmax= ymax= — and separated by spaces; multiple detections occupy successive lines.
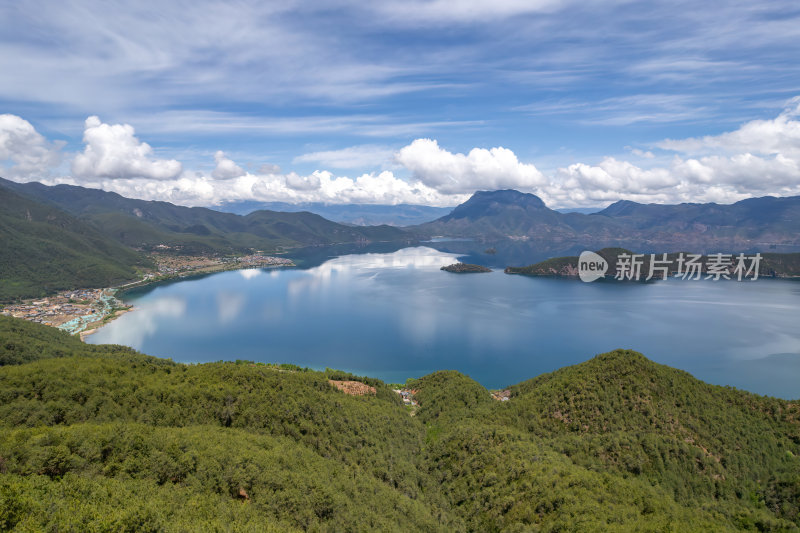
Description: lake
xmin=87 ymin=245 xmax=800 ymax=399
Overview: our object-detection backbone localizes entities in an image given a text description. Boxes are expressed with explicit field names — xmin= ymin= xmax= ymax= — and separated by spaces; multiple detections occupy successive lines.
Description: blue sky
xmin=2 ymin=0 xmax=800 ymax=207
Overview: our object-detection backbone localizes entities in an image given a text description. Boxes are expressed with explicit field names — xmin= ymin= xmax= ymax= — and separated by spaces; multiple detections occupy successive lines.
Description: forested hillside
xmin=0 ymin=178 xmax=410 ymax=254
xmin=0 ymin=316 xmax=798 ymax=531
xmin=0 ymin=185 xmax=149 ymax=301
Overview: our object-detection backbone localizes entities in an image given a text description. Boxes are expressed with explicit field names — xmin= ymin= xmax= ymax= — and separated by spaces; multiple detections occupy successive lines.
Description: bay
xmin=87 ymin=246 xmax=800 ymax=399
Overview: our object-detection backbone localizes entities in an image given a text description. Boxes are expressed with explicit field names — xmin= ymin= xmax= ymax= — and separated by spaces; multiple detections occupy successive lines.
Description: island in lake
xmin=441 ymin=263 xmax=492 ymax=273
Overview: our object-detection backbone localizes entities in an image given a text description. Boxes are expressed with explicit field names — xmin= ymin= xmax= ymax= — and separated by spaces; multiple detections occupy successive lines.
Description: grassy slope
xmin=1 ymin=316 xmax=798 ymax=531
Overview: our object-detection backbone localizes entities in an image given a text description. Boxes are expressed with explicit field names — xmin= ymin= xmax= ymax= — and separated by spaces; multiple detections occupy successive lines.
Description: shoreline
xmin=114 ymin=258 xmax=296 ymax=297
xmin=81 ymin=260 xmax=296 ymax=341
xmin=79 ymin=307 xmax=133 ymax=342
xmin=0 ymin=258 xmax=297 ymax=342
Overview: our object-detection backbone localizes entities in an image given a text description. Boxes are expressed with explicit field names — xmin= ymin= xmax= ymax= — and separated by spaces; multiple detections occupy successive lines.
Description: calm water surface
xmin=88 ymin=246 xmax=800 ymax=398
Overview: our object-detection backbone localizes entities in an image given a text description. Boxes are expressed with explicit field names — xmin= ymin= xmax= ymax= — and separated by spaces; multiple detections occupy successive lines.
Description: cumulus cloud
xmin=71 ymin=116 xmax=182 ymax=180
xmin=555 ymin=157 xmax=677 ymax=196
xmin=520 ymin=101 xmax=800 ymax=206
xmin=45 ymin=166 xmax=464 ymax=208
xmin=11 ymin=104 xmax=800 ymax=210
xmin=248 ymin=169 xmax=463 ymax=206
xmin=284 ymin=171 xmax=322 ymax=191
xmin=211 ymin=150 xmax=246 ymax=180
xmin=395 ymin=138 xmax=546 ymax=194
xmin=0 ymin=114 xmax=63 ymax=179
xmin=658 ymin=99 xmax=800 ymax=158
xmin=258 ymin=163 xmax=282 ymax=174
xmin=627 ymin=147 xmax=655 ymax=159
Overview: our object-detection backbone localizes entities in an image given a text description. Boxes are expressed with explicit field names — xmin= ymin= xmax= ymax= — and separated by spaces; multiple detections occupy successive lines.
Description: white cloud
xmin=40 ymin=167 xmax=464 ymax=208
xmin=395 ymin=138 xmax=547 ymax=194
xmin=556 ymin=157 xmax=678 ymax=195
xmin=249 ymin=169 xmax=464 ymax=206
xmin=258 ymin=163 xmax=281 ymax=174
xmin=71 ymin=116 xmax=182 ymax=180
xmin=0 ymin=114 xmax=63 ymax=179
xmin=293 ymin=144 xmax=394 ymax=169
xmin=658 ymin=99 xmax=800 ymax=158
xmin=628 ymin=148 xmax=655 ymax=159
xmin=530 ymin=101 xmax=800 ymax=206
xmin=10 ymin=104 xmax=800 ymax=210
xmin=284 ymin=171 xmax=322 ymax=191
xmin=211 ymin=150 xmax=245 ymax=180
xmin=370 ymin=0 xmax=575 ymax=24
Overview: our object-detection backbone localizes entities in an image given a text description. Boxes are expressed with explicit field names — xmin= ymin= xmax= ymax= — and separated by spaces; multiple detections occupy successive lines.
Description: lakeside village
xmin=0 ymin=252 xmax=295 ymax=338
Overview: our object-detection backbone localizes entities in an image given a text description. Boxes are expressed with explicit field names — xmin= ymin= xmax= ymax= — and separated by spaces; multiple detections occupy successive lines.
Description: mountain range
xmin=213 ymin=200 xmax=451 ymax=226
xmin=0 ymin=177 xmax=409 ymax=300
xmin=0 ymin=178 xmax=407 ymax=253
xmin=3 ymin=178 xmax=800 ymax=300
xmin=415 ymin=189 xmax=800 ymax=251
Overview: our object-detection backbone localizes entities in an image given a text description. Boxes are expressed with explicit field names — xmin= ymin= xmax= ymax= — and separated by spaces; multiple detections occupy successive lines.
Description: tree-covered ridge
xmin=503 ymin=351 xmax=800 ymax=508
xmin=0 ymin=315 xmax=455 ymax=531
xmin=0 ymin=178 xmax=409 ymax=255
xmin=0 ymin=178 xmax=413 ymax=301
xmin=1 ymin=316 xmax=798 ymax=531
xmin=0 ymin=185 xmax=150 ymax=301
xmin=0 ymin=314 xmax=141 ymax=366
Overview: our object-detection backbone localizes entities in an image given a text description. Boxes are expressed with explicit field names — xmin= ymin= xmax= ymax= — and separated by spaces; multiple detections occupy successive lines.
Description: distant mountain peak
xmin=596 ymin=199 xmax=642 ymax=216
xmin=416 ymin=186 xmax=800 ymax=248
xmin=443 ymin=189 xmax=549 ymax=221
xmin=470 ymin=189 xmax=546 ymax=206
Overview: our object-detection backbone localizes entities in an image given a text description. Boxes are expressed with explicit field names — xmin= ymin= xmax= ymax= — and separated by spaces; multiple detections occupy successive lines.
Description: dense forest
xmin=0 ymin=315 xmax=798 ymax=531
xmin=0 ymin=186 xmax=150 ymax=301
xmin=0 ymin=178 xmax=408 ymax=256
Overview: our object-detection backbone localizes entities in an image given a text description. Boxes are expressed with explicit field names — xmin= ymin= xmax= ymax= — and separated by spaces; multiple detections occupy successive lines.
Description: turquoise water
xmin=87 ymin=246 xmax=800 ymax=399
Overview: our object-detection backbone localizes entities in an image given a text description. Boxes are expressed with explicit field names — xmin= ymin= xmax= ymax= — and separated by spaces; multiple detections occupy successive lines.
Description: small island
xmin=441 ymin=263 xmax=492 ymax=273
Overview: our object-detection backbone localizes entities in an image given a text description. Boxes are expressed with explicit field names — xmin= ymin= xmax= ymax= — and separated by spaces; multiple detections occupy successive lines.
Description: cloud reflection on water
xmin=90 ymin=296 xmax=187 ymax=350
xmin=287 ymin=246 xmax=460 ymax=298
xmin=239 ymin=269 xmax=261 ymax=280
